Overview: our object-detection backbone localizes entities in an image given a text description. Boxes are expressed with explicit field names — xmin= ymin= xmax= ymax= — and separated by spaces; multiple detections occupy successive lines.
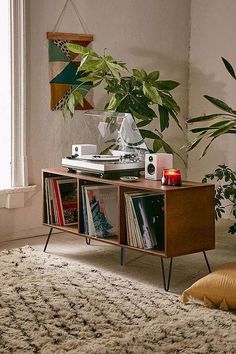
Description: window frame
xmin=0 ymin=0 xmax=36 ymax=208
xmin=10 ymin=0 xmax=28 ymax=187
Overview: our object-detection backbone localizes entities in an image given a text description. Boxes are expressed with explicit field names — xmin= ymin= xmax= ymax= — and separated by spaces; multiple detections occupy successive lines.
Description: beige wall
xmin=0 ymin=0 xmax=190 ymax=240
xmin=188 ymin=0 xmax=236 ymax=181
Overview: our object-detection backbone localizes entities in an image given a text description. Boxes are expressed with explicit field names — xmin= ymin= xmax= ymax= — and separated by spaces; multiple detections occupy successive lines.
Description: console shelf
xmin=42 ymin=167 xmax=215 ymax=290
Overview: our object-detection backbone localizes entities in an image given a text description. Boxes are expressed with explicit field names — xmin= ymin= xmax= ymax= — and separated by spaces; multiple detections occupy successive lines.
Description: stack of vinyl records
xmin=125 ymin=191 xmax=164 ymax=250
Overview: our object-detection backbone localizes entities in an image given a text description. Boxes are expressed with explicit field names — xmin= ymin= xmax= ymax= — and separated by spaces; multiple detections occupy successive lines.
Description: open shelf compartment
xmin=118 ymin=185 xmax=165 ymax=253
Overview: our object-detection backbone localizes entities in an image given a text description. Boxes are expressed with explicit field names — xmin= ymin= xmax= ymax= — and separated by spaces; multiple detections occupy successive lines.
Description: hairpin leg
xmin=120 ymin=247 xmax=125 ymax=266
xmin=160 ymin=257 xmax=173 ymax=292
xmin=43 ymin=227 xmax=53 ymax=252
xmin=203 ymin=251 xmax=211 ymax=273
xmin=85 ymin=237 xmax=91 ymax=245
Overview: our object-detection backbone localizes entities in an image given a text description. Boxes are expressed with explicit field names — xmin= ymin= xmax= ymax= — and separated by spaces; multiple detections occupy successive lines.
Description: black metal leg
xmin=203 ymin=251 xmax=211 ymax=273
xmin=85 ymin=237 xmax=91 ymax=245
xmin=44 ymin=227 xmax=53 ymax=252
xmin=120 ymin=247 xmax=125 ymax=266
xmin=160 ymin=257 xmax=173 ymax=292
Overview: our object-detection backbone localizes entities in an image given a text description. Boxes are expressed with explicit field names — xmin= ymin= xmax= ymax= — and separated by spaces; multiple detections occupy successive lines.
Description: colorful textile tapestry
xmin=47 ymin=32 xmax=93 ymax=111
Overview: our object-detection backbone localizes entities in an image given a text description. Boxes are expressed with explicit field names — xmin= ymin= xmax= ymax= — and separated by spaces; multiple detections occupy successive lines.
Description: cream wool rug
xmin=0 ymin=247 xmax=235 ymax=354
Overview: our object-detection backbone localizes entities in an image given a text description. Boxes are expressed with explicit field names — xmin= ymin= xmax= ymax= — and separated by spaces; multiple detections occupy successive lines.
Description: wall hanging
xmin=47 ymin=0 xmax=93 ymax=111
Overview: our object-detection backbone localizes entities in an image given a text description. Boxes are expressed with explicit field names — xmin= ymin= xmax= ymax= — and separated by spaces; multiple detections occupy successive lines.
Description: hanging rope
xmin=52 ymin=0 xmax=90 ymax=33
xmin=52 ymin=0 xmax=70 ymax=32
xmin=70 ymin=0 xmax=90 ymax=33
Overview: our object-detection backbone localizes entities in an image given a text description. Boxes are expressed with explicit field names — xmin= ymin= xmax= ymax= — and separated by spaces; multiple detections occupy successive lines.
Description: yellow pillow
xmin=181 ymin=262 xmax=236 ymax=310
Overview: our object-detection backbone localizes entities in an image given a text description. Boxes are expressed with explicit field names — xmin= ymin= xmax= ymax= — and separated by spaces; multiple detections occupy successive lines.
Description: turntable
xmin=61 ymin=111 xmax=148 ymax=178
xmin=62 ymin=153 xmax=144 ymax=178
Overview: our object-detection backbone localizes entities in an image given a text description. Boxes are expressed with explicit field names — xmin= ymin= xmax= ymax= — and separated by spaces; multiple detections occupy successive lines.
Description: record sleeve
xmin=84 ymin=185 xmax=118 ymax=238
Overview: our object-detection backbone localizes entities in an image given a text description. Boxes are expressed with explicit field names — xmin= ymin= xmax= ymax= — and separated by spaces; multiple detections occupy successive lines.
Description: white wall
xmin=0 ymin=0 xmax=190 ymax=241
xmin=188 ymin=0 xmax=236 ymax=181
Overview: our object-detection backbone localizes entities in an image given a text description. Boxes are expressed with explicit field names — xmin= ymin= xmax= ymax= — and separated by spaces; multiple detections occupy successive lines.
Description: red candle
xmin=161 ymin=169 xmax=181 ymax=186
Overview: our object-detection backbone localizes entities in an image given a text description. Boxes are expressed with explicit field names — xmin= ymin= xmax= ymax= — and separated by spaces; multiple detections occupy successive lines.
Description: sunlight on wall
xmin=0 ymin=0 xmax=11 ymax=189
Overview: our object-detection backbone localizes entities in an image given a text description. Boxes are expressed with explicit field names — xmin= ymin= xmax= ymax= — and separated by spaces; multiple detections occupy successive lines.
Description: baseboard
xmin=0 ymin=226 xmax=62 ymax=243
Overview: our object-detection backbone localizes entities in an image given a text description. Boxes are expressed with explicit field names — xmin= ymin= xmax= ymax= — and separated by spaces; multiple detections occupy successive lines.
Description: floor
xmin=0 ymin=219 xmax=235 ymax=294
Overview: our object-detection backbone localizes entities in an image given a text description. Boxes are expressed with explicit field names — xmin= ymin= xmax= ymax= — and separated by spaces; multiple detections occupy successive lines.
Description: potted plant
xmin=186 ymin=57 xmax=236 ymax=234
xmin=63 ymin=44 xmax=184 ymax=163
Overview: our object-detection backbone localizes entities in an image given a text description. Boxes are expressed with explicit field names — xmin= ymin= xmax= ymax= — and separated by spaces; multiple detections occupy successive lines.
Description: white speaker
xmin=72 ymin=144 xmax=97 ymax=157
xmin=145 ymin=153 xmax=173 ymax=180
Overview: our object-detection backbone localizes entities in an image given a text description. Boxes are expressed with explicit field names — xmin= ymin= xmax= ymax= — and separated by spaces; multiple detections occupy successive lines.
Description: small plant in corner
xmin=202 ymin=164 xmax=236 ymax=234
xmin=63 ymin=44 xmax=184 ymax=163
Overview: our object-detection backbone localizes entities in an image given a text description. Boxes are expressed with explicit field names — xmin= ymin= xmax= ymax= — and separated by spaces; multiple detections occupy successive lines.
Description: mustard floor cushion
xmin=181 ymin=262 xmax=236 ymax=310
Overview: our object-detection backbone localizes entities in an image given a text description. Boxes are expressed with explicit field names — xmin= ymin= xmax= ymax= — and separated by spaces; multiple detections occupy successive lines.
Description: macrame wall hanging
xmin=47 ymin=0 xmax=93 ymax=111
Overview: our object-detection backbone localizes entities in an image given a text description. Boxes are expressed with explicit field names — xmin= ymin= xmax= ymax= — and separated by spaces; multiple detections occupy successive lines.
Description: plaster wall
xmin=188 ymin=0 xmax=236 ymax=181
xmin=0 ymin=0 xmax=190 ymax=240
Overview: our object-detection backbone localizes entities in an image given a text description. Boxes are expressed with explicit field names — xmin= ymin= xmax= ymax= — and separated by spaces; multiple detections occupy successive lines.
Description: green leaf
xmin=200 ymin=137 xmax=216 ymax=158
xmin=73 ymin=91 xmax=84 ymax=107
xmin=139 ymin=129 xmax=161 ymax=140
xmin=107 ymin=95 xmax=117 ymax=110
xmin=161 ymin=94 xmax=180 ymax=113
xmin=140 ymin=69 xmax=148 ymax=79
xmin=168 ymin=110 xmax=183 ymax=131
xmin=187 ymin=113 xmax=226 ymax=123
xmin=127 ymin=93 xmax=157 ymax=118
xmin=204 ymin=95 xmax=234 ymax=113
xmin=78 ymin=59 xmax=102 ymax=72
xmin=191 ymin=127 xmax=215 ymax=133
xmin=161 ymin=141 xmax=173 ymax=154
xmin=67 ymin=94 xmax=75 ymax=114
xmin=80 ymin=54 xmax=89 ymax=67
xmin=76 ymin=83 xmax=93 ymax=97
xmin=66 ymin=43 xmax=99 ymax=57
xmin=91 ymin=79 xmax=103 ymax=88
xmin=143 ymin=82 xmax=162 ymax=104
xmin=130 ymin=109 xmax=151 ymax=121
xmin=136 ymin=120 xmax=152 ymax=127
xmin=158 ymin=105 xmax=169 ymax=132
xmin=191 ymin=120 xmax=235 ymax=133
xmin=155 ymin=80 xmax=180 ymax=91
xmin=211 ymin=120 xmax=235 ymax=128
xmin=148 ymin=71 xmax=160 ymax=82
xmin=153 ymin=139 xmax=163 ymax=152
xmin=62 ymin=104 xmax=68 ymax=120
xmin=132 ymin=69 xmax=147 ymax=81
xmin=222 ymin=57 xmax=236 ymax=80
xmin=104 ymin=55 xmax=113 ymax=62
xmin=106 ymin=61 xmax=121 ymax=81
xmin=185 ymin=136 xmax=205 ymax=152
xmin=210 ymin=121 xmax=236 ymax=138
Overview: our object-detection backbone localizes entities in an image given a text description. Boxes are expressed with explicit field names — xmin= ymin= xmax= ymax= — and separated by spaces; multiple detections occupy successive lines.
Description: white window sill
xmin=0 ymin=185 xmax=38 ymax=209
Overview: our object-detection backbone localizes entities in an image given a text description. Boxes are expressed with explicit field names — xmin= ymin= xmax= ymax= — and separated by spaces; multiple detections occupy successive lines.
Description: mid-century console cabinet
xmin=42 ymin=167 xmax=215 ymax=291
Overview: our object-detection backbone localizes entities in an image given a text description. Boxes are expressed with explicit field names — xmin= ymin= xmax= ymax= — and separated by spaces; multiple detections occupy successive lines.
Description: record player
xmin=62 ymin=111 xmax=148 ymax=178
xmin=62 ymin=153 xmax=144 ymax=178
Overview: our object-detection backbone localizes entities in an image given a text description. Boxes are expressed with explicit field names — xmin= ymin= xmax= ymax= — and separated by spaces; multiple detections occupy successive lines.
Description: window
xmin=0 ymin=0 xmax=34 ymax=208
xmin=0 ymin=0 xmax=11 ymax=189
xmin=0 ymin=0 xmax=27 ymax=191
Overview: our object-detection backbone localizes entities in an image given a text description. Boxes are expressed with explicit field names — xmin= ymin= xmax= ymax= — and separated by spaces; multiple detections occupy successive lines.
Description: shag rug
xmin=0 ymin=247 xmax=235 ymax=354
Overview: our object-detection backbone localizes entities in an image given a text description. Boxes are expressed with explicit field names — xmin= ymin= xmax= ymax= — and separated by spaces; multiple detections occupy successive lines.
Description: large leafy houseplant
xmin=64 ymin=44 xmax=184 ymax=161
xmin=187 ymin=57 xmax=236 ymax=234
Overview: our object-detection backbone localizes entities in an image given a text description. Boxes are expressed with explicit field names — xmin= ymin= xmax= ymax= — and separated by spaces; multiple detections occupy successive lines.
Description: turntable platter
xmin=77 ymin=155 xmax=120 ymax=162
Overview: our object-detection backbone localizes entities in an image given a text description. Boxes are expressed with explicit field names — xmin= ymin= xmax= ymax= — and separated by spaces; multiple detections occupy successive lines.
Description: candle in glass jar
xmin=161 ymin=169 xmax=182 ymax=186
